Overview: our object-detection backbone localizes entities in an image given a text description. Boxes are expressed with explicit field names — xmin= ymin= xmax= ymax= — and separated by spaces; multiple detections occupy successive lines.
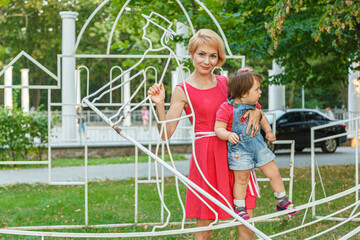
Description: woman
xmin=148 ymin=29 xmax=261 ymax=240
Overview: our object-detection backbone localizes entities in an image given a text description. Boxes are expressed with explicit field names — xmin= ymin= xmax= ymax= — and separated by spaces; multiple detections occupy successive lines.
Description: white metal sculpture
xmin=0 ymin=0 xmax=359 ymax=239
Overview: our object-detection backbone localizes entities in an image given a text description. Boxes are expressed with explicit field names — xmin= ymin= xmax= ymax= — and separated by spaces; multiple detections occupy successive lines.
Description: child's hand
xmin=227 ymin=132 xmax=239 ymax=144
xmin=265 ymin=132 xmax=276 ymax=142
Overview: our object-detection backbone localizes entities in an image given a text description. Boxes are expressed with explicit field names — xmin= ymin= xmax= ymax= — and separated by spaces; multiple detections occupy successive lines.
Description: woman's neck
xmin=188 ymin=71 xmax=216 ymax=89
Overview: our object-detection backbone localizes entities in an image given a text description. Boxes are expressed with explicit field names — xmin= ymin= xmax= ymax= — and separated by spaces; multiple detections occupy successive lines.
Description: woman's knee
xmin=195 ymin=219 xmax=213 ymax=240
xmin=195 ymin=230 xmax=212 ymax=240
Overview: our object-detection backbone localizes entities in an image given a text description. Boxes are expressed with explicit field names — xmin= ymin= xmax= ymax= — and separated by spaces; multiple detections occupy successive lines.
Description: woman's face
xmin=191 ymin=44 xmax=219 ymax=75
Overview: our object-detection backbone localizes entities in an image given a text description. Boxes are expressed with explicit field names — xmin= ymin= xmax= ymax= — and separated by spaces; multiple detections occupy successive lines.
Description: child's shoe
xmin=276 ymin=201 xmax=300 ymax=215
xmin=235 ymin=206 xmax=250 ymax=220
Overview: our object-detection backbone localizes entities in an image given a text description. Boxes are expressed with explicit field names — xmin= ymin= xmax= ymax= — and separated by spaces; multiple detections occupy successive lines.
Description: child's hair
xmin=227 ymin=70 xmax=263 ymax=100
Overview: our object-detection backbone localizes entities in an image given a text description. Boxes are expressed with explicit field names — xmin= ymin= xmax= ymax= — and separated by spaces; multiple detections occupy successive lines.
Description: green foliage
xmin=0 ymin=92 xmax=58 ymax=161
xmin=265 ymin=0 xmax=359 ymax=83
xmin=0 ymin=0 xmax=356 ymax=110
xmin=0 ymin=0 xmax=10 ymax=7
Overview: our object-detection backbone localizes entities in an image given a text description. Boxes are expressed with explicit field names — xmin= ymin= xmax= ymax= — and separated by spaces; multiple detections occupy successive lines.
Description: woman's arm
xmin=214 ymin=120 xmax=239 ymax=144
xmin=148 ymin=83 xmax=186 ymax=140
xmin=243 ymin=108 xmax=262 ymax=138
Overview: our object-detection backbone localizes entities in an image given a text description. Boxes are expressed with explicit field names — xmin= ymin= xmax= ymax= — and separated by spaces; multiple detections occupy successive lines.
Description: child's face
xmin=242 ymin=80 xmax=262 ymax=105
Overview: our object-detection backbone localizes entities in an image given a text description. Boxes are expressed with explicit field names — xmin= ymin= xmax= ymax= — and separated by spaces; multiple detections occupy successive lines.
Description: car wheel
xmin=295 ymin=147 xmax=304 ymax=152
xmin=267 ymin=141 xmax=276 ymax=153
xmin=321 ymin=138 xmax=338 ymax=153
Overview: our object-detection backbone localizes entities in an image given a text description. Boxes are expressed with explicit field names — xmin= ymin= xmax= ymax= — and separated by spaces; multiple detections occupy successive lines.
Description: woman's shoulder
xmin=215 ymin=74 xmax=227 ymax=81
xmin=177 ymin=82 xmax=184 ymax=88
xmin=215 ymin=75 xmax=227 ymax=88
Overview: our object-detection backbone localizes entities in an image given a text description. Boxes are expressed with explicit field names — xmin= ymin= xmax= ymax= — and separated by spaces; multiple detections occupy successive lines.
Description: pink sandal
xmin=276 ymin=201 xmax=300 ymax=215
xmin=235 ymin=207 xmax=250 ymax=220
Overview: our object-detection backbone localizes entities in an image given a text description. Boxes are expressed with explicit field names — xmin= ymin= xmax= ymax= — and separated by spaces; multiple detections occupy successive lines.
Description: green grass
xmin=0 ymin=154 xmax=187 ymax=169
xmin=0 ymin=165 xmax=359 ymax=239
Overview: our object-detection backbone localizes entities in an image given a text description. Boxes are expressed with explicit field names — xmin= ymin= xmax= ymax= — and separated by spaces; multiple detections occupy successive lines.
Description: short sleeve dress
xmin=177 ymin=75 xmax=257 ymax=219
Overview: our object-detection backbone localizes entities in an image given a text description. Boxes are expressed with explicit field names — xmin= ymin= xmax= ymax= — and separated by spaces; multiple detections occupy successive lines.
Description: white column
xmin=302 ymin=85 xmax=305 ymax=109
xmin=4 ymin=66 xmax=13 ymax=109
xmin=348 ymin=62 xmax=360 ymax=131
xmin=175 ymin=21 xmax=189 ymax=87
xmin=176 ymin=21 xmax=188 ymax=62
xmin=123 ymin=71 xmax=131 ymax=127
xmin=21 ymin=69 xmax=30 ymax=113
xmin=171 ymin=70 xmax=178 ymax=93
xmin=268 ymin=60 xmax=286 ymax=110
xmin=76 ymin=69 xmax=81 ymax=105
xmin=175 ymin=22 xmax=190 ymax=140
xmin=60 ymin=11 xmax=78 ymax=142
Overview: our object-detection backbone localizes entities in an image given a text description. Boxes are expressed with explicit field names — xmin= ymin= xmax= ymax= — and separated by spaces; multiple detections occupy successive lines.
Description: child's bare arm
xmin=259 ymin=111 xmax=276 ymax=142
xmin=215 ymin=120 xmax=239 ymax=144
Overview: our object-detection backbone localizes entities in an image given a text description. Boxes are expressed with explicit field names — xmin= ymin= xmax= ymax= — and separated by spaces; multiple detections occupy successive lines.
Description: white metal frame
xmin=310 ymin=117 xmax=360 ymax=220
xmin=1 ymin=0 xmax=359 ymax=239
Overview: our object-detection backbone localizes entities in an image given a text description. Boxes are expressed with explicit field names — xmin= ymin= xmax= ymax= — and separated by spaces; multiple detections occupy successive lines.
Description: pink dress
xmin=141 ymin=109 xmax=149 ymax=121
xmin=178 ymin=75 xmax=256 ymax=219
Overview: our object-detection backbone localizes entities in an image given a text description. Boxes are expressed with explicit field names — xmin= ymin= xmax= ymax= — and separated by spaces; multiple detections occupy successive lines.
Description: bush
xmin=0 ymin=92 xmax=57 ymax=161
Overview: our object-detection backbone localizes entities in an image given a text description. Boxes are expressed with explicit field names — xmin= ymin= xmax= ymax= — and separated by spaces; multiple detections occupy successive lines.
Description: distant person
xmin=76 ymin=106 xmax=86 ymax=140
xmin=141 ymin=106 xmax=149 ymax=129
xmin=215 ymin=68 xmax=299 ymax=219
xmin=325 ymin=107 xmax=335 ymax=119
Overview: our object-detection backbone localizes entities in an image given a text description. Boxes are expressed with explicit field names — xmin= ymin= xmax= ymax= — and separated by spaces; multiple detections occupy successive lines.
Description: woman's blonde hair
xmin=188 ymin=29 xmax=226 ymax=67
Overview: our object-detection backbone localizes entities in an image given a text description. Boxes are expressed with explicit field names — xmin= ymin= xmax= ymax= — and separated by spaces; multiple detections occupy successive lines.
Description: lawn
xmin=0 ymin=154 xmax=188 ymax=169
xmin=0 ymin=165 xmax=359 ymax=239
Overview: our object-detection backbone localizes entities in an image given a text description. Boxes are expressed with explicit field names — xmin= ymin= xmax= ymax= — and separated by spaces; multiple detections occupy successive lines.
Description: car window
xmin=303 ymin=111 xmax=327 ymax=121
xmin=279 ymin=112 xmax=302 ymax=124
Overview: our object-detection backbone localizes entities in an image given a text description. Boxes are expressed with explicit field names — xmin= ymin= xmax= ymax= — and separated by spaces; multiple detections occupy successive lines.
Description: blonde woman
xmin=148 ymin=29 xmax=261 ymax=240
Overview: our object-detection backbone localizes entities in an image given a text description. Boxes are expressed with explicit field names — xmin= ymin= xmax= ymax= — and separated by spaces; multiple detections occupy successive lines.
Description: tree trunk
xmin=340 ymin=80 xmax=348 ymax=110
xmin=288 ymin=81 xmax=296 ymax=108
xmin=32 ymin=89 xmax=41 ymax=108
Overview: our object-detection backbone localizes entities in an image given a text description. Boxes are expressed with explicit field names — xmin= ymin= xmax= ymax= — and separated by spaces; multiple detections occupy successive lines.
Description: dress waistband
xmin=195 ymin=131 xmax=216 ymax=140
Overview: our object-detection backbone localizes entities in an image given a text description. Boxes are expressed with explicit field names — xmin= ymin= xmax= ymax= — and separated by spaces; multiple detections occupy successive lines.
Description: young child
xmin=214 ymin=68 xmax=299 ymax=219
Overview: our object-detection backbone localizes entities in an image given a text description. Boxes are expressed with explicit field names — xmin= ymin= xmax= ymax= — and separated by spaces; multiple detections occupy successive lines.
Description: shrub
xmin=0 ymin=92 xmax=57 ymax=161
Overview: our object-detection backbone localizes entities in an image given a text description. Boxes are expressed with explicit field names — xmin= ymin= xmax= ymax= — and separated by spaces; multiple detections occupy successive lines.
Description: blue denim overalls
xmin=227 ymin=99 xmax=275 ymax=171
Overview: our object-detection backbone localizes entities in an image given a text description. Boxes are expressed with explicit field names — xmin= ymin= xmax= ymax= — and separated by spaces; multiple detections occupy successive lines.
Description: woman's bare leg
xmin=236 ymin=208 xmax=255 ymax=240
xmin=195 ymin=219 xmax=213 ymax=240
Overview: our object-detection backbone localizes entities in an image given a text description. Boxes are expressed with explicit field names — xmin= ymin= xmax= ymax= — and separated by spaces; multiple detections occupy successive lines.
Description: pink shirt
xmin=216 ymin=102 xmax=261 ymax=130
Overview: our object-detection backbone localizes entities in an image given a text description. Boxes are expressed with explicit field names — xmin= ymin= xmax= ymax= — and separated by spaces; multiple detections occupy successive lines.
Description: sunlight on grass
xmin=0 ymin=154 xmax=188 ymax=170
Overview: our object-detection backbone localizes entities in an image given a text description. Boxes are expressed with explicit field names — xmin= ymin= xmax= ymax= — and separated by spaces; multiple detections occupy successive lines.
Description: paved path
xmin=0 ymin=160 xmax=191 ymax=185
xmin=0 ymin=147 xmax=358 ymax=185
xmin=273 ymin=146 xmax=357 ymax=168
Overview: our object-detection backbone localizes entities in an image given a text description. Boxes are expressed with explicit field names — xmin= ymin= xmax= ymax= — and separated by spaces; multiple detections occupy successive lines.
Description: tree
xmin=0 ymin=0 xmax=124 ymax=108
xmin=2 ymin=0 xmax=354 ymax=109
xmin=266 ymin=0 xmax=360 ymax=108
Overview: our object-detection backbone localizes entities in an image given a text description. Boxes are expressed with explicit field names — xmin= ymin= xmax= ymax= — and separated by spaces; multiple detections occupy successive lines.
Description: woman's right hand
xmin=148 ymin=83 xmax=165 ymax=105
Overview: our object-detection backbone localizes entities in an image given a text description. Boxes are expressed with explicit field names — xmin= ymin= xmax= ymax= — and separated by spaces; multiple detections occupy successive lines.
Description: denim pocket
xmin=231 ymin=150 xmax=242 ymax=160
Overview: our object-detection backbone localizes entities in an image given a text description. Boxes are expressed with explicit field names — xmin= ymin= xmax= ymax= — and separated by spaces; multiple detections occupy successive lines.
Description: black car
xmin=261 ymin=109 xmax=347 ymax=153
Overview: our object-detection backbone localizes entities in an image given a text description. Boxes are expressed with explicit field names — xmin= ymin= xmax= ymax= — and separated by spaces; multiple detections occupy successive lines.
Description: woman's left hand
xmin=243 ymin=108 xmax=261 ymax=137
